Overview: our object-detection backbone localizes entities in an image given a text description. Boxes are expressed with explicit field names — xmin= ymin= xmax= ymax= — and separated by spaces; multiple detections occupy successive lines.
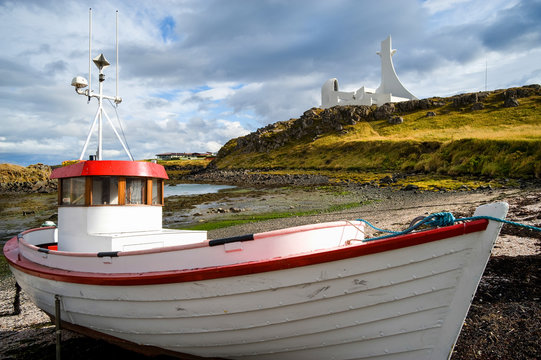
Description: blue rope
xmin=357 ymin=212 xmax=541 ymax=243
xmin=456 ymin=216 xmax=541 ymax=232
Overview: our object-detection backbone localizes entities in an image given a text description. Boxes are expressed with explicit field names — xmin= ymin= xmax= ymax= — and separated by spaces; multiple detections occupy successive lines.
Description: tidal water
xmin=164 ymin=183 xmax=236 ymax=197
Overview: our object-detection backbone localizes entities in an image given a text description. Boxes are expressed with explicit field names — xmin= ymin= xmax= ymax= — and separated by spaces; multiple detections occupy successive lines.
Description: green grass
xmin=216 ymin=139 xmax=541 ymax=178
xmin=371 ymin=94 xmax=541 ymax=141
xmin=178 ymin=201 xmax=367 ymax=232
xmin=213 ymin=90 xmax=541 ymax=179
xmin=156 ymin=159 xmax=213 ymax=167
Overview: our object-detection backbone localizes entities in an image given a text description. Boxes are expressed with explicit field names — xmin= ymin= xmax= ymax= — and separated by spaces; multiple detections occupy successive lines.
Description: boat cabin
xmin=54 ymin=160 xmax=166 ymax=207
xmin=50 ymin=160 xmax=206 ymax=252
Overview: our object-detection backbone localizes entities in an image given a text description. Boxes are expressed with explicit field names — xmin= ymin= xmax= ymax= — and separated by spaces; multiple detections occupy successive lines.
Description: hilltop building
xmin=321 ymin=35 xmax=417 ymax=108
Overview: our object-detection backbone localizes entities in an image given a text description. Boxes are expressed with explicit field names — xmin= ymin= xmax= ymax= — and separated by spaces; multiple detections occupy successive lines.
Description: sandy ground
xmin=1 ymin=185 xmax=539 ymax=359
xmin=207 ymin=186 xmax=536 ymax=251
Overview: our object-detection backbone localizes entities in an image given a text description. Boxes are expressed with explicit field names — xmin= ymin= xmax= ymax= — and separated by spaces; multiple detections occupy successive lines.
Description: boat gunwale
xmin=4 ymin=219 xmax=489 ymax=286
xmin=16 ymin=220 xmax=364 ymax=257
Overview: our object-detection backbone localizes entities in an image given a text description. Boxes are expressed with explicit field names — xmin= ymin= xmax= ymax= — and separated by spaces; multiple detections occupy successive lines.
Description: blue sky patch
xmin=190 ymin=85 xmax=212 ymax=93
xmin=154 ymin=89 xmax=181 ymax=101
xmin=159 ymin=16 xmax=177 ymax=43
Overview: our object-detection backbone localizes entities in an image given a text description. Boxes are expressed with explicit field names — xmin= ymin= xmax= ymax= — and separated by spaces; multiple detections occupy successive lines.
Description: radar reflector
xmin=93 ymin=54 xmax=110 ymax=70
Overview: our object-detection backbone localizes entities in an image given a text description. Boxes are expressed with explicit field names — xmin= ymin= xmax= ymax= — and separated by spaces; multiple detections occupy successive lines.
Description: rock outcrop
xmin=452 ymin=92 xmax=489 ymax=107
xmin=218 ymin=98 xmax=446 ymax=158
xmin=215 ymin=85 xmax=540 ymax=162
xmin=182 ymin=169 xmax=330 ymax=187
xmin=0 ymin=163 xmax=57 ymax=193
xmin=0 ymin=179 xmax=57 ymax=193
xmin=501 ymin=84 xmax=540 ymax=107
xmin=388 ymin=116 xmax=404 ymax=125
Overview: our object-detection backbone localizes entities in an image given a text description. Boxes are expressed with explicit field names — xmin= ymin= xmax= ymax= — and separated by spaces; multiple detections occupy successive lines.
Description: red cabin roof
xmin=50 ymin=161 xmax=168 ymax=180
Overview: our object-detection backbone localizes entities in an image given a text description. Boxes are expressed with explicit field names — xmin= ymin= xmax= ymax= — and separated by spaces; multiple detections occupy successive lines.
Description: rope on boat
xmin=357 ymin=212 xmax=541 ymax=243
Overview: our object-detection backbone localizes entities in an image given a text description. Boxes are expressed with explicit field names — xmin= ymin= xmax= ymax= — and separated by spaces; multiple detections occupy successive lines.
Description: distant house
xmin=156 ymin=152 xmax=216 ymax=161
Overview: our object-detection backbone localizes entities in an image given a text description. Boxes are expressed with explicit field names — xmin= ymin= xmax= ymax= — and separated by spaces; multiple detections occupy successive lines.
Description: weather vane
xmin=70 ymin=8 xmax=133 ymax=161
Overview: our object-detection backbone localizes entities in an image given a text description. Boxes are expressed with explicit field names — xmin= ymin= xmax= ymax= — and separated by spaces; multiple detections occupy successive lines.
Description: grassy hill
xmin=213 ymin=85 xmax=541 ymax=179
xmin=0 ymin=163 xmax=51 ymax=183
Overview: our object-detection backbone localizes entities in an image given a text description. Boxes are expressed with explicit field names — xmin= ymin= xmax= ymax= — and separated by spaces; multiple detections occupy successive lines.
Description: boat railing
xmin=18 ymin=221 xmax=365 ymax=261
xmin=19 ymin=227 xmax=57 ymax=247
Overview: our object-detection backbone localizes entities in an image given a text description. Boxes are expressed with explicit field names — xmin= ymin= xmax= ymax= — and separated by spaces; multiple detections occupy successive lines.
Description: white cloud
xmin=421 ymin=0 xmax=519 ymax=25
xmin=422 ymin=0 xmax=473 ymax=15
xmin=196 ymin=86 xmax=237 ymax=101
xmin=0 ymin=138 xmax=73 ymax=155
xmin=205 ymin=141 xmax=223 ymax=152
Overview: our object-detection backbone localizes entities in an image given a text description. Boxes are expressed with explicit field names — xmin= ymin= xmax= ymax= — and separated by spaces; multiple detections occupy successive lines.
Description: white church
xmin=321 ymin=36 xmax=417 ymax=108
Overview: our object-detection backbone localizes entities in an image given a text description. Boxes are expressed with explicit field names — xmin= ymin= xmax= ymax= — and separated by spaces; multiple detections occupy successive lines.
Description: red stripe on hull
xmin=4 ymin=220 xmax=488 ymax=286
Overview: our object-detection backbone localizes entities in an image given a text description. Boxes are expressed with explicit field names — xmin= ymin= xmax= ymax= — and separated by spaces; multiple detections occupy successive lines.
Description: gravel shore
xmin=1 ymin=185 xmax=539 ymax=359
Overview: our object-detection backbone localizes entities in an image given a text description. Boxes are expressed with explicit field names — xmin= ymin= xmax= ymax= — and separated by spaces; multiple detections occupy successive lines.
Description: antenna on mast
xmin=71 ymin=9 xmax=132 ymax=162
xmin=88 ymin=8 xmax=92 ymax=101
xmin=485 ymin=58 xmax=488 ymax=92
xmin=116 ymin=10 xmax=119 ymax=101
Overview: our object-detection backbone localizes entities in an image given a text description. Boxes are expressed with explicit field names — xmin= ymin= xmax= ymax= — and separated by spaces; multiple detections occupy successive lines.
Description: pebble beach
xmin=1 ymin=184 xmax=539 ymax=359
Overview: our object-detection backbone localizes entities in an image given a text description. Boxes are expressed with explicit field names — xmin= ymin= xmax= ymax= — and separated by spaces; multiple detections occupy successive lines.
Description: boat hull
xmin=5 ymin=203 xmax=508 ymax=359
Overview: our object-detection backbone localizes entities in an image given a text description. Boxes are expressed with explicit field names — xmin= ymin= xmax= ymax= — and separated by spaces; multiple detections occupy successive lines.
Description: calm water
xmin=164 ymin=183 xmax=236 ymax=197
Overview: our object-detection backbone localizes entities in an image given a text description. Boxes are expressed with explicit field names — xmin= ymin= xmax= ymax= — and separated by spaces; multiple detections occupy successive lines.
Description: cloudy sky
xmin=1 ymin=0 xmax=540 ymax=166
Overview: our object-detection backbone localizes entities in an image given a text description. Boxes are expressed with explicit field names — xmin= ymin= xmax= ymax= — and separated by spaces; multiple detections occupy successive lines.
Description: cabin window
xmin=92 ymin=176 xmax=119 ymax=205
xmin=125 ymin=177 xmax=146 ymax=204
xmin=61 ymin=177 xmax=86 ymax=205
xmin=58 ymin=176 xmax=164 ymax=206
xmin=152 ymin=178 xmax=163 ymax=205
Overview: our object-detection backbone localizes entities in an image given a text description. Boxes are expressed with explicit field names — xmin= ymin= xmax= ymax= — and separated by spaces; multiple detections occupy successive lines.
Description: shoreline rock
xmin=0 ymin=163 xmax=57 ymax=194
xmin=179 ymin=169 xmax=331 ymax=187
xmin=0 ymin=179 xmax=57 ymax=194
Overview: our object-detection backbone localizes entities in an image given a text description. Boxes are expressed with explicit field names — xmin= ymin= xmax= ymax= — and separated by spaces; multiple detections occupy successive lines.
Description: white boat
xmin=4 ymin=12 xmax=509 ymax=359
xmin=4 ymin=196 xmax=508 ymax=360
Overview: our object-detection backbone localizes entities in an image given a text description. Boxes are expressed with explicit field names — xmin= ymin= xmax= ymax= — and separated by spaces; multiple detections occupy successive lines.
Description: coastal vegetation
xmin=212 ymin=85 xmax=541 ymax=179
xmin=157 ymin=158 xmax=212 ymax=180
xmin=182 ymin=200 xmax=367 ymax=231
xmin=0 ymin=164 xmax=51 ymax=184
xmin=0 ymin=193 xmax=57 ymax=242
xmin=156 ymin=158 xmax=212 ymax=169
